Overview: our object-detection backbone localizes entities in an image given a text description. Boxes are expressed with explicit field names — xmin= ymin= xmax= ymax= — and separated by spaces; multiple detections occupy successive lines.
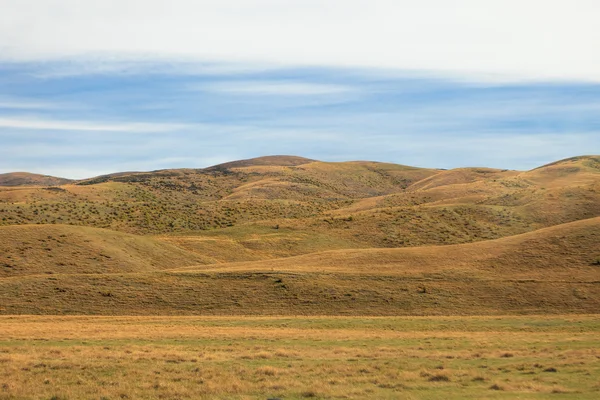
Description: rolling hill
xmin=0 ymin=155 xmax=599 ymax=315
xmin=0 ymin=172 xmax=72 ymax=187
xmin=1 ymin=217 xmax=598 ymax=315
xmin=0 ymin=224 xmax=209 ymax=277
xmin=181 ymin=217 xmax=600 ymax=280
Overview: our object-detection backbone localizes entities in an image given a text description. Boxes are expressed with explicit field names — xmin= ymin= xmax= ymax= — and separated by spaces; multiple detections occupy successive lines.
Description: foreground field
xmin=1 ymin=316 xmax=599 ymax=399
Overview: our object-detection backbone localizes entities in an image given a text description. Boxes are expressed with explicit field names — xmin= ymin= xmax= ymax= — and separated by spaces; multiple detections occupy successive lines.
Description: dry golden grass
xmin=0 ymin=315 xmax=598 ymax=399
xmin=158 ymin=225 xmax=364 ymax=263
xmin=0 ymin=224 xmax=209 ymax=277
xmin=1 ymin=155 xmax=599 ymax=250
xmin=1 ymin=218 xmax=598 ymax=316
xmin=183 ymin=216 xmax=600 ymax=280
xmin=0 ymin=156 xmax=598 ymax=316
xmin=2 ymin=156 xmax=599 ymax=398
xmin=2 ymin=264 xmax=598 ymax=316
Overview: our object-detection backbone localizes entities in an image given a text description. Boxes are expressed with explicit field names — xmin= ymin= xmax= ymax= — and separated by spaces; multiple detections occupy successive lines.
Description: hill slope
xmin=183 ymin=217 xmax=600 ymax=281
xmin=1 ymin=155 xmax=599 ymax=253
xmin=0 ymin=224 xmax=209 ymax=277
xmin=0 ymin=172 xmax=72 ymax=187
xmin=0 ymin=155 xmax=599 ymax=316
xmin=0 ymin=219 xmax=598 ymax=315
xmin=205 ymin=155 xmax=315 ymax=170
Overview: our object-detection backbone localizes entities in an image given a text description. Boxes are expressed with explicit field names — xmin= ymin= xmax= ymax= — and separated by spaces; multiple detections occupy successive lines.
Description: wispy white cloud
xmin=1 ymin=0 xmax=599 ymax=82
xmin=1 ymin=39 xmax=598 ymax=179
xmin=0 ymin=97 xmax=57 ymax=110
xmin=26 ymin=58 xmax=275 ymax=79
xmin=0 ymin=116 xmax=190 ymax=132
xmin=199 ymin=80 xmax=355 ymax=96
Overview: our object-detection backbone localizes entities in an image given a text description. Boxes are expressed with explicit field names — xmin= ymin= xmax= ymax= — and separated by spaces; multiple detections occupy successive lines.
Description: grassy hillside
xmin=158 ymin=225 xmax=366 ymax=263
xmin=0 ymin=172 xmax=72 ymax=187
xmin=2 ymin=266 xmax=598 ymax=316
xmin=0 ymin=155 xmax=599 ymax=315
xmin=1 ymin=218 xmax=598 ymax=315
xmin=180 ymin=217 xmax=600 ymax=281
xmin=0 ymin=156 xmax=598 ymax=254
xmin=0 ymin=224 xmax=209 ymax=277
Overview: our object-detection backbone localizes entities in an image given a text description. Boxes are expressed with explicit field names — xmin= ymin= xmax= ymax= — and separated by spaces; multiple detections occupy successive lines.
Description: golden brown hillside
xmin=0 ymin=224 xmax=209 ymax=277
xmin=1 ymin=155 xmax=597 ymax=249
xmin=0 ymin=172 xmax=72 ymax=187
xmin=0 ymin=155 xmax=599 ymax=315
xmin=1 ymin=218 xmax=598 ymax=315
xmin=183 ymin=217 xmax=600 ymax=281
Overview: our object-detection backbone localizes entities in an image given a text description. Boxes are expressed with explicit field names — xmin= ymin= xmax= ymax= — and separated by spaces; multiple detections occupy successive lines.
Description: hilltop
xmin=1 ymin=155 xmax=599 ymax=247
xmin=0 ymin=155 xmax=599 ymax=315
xmin=0 ymin=172 xmax=72 ymax=187
xmin=205 ymin=155 xmax=316 ymax=170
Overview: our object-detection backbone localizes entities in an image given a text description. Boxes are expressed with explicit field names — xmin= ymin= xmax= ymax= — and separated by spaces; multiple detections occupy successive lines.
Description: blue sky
xmin=1 ymin=1 xmax=599 ymax=178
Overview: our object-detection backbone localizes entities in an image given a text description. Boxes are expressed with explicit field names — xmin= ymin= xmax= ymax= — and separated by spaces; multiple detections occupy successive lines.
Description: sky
xmin=1 ymin=0 xmax=599 ymax=179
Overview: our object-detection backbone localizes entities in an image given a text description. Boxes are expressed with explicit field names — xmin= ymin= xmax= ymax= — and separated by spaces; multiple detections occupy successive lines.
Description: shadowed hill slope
xmin=205 ymin=155 xmax=315 ymax=170
xmin=0 ymin=172 xmax=72 ymax=187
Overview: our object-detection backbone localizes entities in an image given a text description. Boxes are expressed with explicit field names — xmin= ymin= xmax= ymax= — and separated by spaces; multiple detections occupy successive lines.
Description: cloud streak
xmin=0 ymin=97 xmax=57 ymax=110
xmin=199 ymin=81 xmax=355 ymax=96
xmin=1 ymin=0 xmax=599 ymax=82
xmin=0 ymin=116 xmax=191 ymax=132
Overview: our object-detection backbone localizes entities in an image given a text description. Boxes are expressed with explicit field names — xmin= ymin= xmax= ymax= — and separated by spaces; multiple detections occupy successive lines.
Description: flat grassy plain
xmin=1 ymin=315 xmax=599 ymax=399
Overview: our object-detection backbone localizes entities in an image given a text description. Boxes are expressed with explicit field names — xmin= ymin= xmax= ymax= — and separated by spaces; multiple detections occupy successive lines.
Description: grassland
xmin=1 ymin=155 xmax=599 ymax=399
xmin=0 ymin=224 xmax=210 ymax=277
xmin=1 ymin=156 xmax=599 ymax=249
xmin=1 ymin=315 xmax=599 ymax=399
xmin=0 ymin=155 xmax=599 ymax=316
xmin=1 ymin=217 xmax=598 ymax=315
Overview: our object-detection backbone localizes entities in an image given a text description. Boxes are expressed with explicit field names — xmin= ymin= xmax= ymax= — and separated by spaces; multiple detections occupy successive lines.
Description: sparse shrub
xmin=428 ymin=374 xmax=450 ymax=382
xmin=255 ymin=366 xmax=277 ymax=376
xmin=489 ymin=383 xmax=504 ymax=390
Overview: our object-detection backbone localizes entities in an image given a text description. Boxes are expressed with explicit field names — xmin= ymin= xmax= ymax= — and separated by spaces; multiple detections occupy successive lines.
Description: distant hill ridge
xmin=0 ymin=172 xmax=72 ymax=187
xmin=205 ymin=155 xmax=315 ymax=170
xmin=2 ymin=154 xmax=599 ymax=186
